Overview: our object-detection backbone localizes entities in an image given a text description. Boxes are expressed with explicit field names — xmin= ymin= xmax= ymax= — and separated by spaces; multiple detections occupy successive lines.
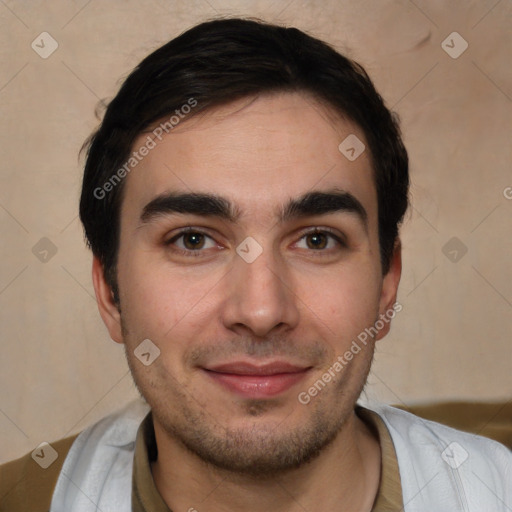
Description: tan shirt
xmin=132 ymin=405 xmax=404 ymax=511
xmin=0 ymin=405 xmax=403 ymax=511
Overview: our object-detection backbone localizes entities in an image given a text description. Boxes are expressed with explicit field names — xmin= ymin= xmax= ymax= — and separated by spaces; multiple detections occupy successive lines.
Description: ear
xmin=92 ymin=255 xmax=123 ymax=344
xmin=375 ymin=239 xmax=402 ymax=341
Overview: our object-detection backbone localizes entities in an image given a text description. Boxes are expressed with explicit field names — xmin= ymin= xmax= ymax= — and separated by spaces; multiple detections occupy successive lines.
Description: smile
xmin=202 ymin=361 xmax=312 ymax=399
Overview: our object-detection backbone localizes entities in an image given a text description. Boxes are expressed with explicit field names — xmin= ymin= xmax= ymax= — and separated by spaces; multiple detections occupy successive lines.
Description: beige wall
xmin=1 ymin=0 xmax=511 ymax=463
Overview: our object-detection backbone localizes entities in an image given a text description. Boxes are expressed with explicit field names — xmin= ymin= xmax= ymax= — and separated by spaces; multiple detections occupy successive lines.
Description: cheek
xmin=117 ymin=251 xmax=220 ymax=344
xmin=301 ymin=263 xmax=382 ymax=330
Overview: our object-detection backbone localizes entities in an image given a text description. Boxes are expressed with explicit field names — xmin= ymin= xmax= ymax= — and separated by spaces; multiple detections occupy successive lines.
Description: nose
xmin=220 ymin=243 xmax=300 ymax=338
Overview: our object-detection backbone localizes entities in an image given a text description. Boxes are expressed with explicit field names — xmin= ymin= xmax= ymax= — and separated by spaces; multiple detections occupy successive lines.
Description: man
xmin=1 ymin=17 xmax=510 ymax=512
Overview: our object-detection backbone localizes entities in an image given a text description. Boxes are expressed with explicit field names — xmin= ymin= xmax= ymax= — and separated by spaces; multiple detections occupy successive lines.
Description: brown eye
xmin=305 ymin=232 xmax=329 ymax=250
xmin=296 ymin=229 xmax=344 ymax=252
xmin=165 ymin=229 xmax=217 ymax=256
xmin=182 ymin=232 xmax=206 ymax=250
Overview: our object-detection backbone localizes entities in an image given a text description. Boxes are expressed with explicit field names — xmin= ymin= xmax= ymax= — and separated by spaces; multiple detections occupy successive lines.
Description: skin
xmin=93 ymin=91 xmax=402 ymax=512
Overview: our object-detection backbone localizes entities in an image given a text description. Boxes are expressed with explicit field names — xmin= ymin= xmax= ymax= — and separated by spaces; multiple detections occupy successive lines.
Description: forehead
xmin=121 ymin=92 xmax=376 ymax=225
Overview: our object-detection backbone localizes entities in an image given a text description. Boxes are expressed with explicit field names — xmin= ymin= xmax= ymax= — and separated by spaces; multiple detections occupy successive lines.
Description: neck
xmin=151 ymin=410 xmax=381 ymax=512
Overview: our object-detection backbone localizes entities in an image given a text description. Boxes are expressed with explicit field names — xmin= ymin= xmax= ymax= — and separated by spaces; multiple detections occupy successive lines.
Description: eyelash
xmin=164 ymin=227 xmax=346 ymax=258
xmin=164 ymin=227 xmax=217 ymax=258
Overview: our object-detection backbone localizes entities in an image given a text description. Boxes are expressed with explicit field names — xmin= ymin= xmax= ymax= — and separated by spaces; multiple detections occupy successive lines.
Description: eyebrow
xmin=139 ymin=188 xmax=368 ymax=231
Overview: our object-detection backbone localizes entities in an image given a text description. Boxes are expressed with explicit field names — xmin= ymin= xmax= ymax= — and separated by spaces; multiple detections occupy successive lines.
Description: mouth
xmin=202 ymin=361 xmax=312 ymax=399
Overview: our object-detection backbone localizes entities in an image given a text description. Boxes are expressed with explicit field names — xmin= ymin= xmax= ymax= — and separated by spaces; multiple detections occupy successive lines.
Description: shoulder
xmin=373 ymin=403 xmax=511 ymax=447
xmin=370 ymin=403 xmax=512 ymax=458
xmin=365 ymin=403 xmax=512 ymax=506
xmin=0 ymin=400 xmax=150 ymax=512
xmin=0 ymin=434 xmax=79 ymax=512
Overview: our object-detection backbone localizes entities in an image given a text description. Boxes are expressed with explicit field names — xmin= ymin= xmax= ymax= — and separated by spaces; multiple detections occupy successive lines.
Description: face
xmin=93 ymin=92 xmax=401 ymax=476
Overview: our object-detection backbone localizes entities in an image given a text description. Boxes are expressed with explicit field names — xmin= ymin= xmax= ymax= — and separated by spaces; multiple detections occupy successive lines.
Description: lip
xmin=203 ymin=361 xmax=311 ymax=399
